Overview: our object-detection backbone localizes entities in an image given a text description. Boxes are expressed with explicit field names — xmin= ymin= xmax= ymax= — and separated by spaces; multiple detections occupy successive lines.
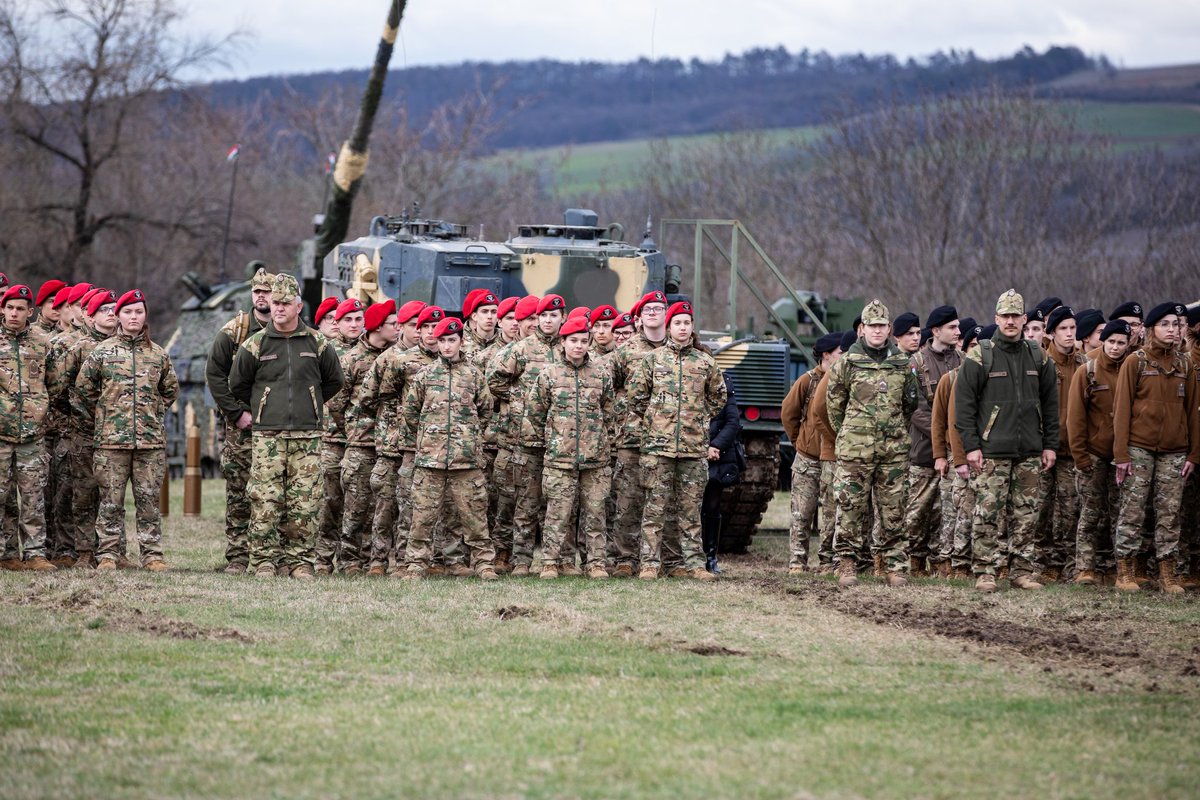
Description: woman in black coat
xmin=703 ymin=375 xmax=742 ymax=573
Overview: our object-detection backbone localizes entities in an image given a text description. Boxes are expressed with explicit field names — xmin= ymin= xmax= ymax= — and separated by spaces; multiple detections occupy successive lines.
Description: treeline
xmin=206 ymin=45 xmax=1101 ymax=148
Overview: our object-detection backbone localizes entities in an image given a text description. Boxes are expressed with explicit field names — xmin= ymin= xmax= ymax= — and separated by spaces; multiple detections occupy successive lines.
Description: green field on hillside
xmin=2 ymin=480 xmax=1199 ymax=799
xmin=501 ymin=101 xmax=1200 ymax=195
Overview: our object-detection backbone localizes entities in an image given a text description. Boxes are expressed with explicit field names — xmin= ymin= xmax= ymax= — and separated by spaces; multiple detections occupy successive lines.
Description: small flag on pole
xmin=226 ymin=144 xmax=241 ymax=162
xmin=325 ymin=151 xmax=336 ymax=175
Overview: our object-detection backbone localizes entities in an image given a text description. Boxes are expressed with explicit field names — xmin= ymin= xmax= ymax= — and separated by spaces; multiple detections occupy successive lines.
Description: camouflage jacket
xmin=0 ymin=324 xmax=52 ymax=444
xmin=523 ymin=354 xmax=615 ymax=468
xmin=48 ymin=325 xmax=111 ymax=436
xmin=229 ymin=323 xmax=344 ymax=434
xmin=626 ymin=338 xmax=727 ymax=459
xmin=826 ymin=340 xmax=919 ymax=462
xmin=43 ymin=323 xmax=86 ymax=434
xmin=477 ymin=334 xmax=517 ymax=448
xmin=401 ymin=355 xmax=491 ymax=470
xmin=487 ymin=328 xmax=559 ymax=448
xmin=205 ymin=310 xmax=267 ymax=424
xmin=341 ymin=338 xmax=394 ymax=446
xmin=321 ymin=335 xmax=365 ymax=442
xmin=605 ymin=331 xmax=666 ymax=449
xmin=35 ymin=314 xmax=60 ymax=339
xmin=461 ymin=325 xmax=496 ymax=365
xmin=353 ymin=343 xmax=434 ymax=456
xmin=74 ymin=331 xmax=179 ymax=449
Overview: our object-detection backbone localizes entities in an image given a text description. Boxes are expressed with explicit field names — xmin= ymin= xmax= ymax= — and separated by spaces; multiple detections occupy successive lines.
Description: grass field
xmin=501 ymin=101 xmax=1200 ymax=195
xmin=2 ymin=480 xmax=1199 ymax=799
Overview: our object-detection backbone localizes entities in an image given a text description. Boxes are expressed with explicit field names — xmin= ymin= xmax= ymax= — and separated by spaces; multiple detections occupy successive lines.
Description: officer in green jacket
xmin=229 ymin=274 xmax=344 ymax=580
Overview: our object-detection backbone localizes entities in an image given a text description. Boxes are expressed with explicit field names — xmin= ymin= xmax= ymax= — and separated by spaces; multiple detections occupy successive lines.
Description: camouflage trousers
xmin=510 ymin=447 xmax=546 ymax=568
xmin=219 ymin=423 xmax=252 ymax=567
xmin=368 ymin=454 xmax=401 ymax=571
xmin=639 ymin=455 xmax=706 ymax=573
xmin=542 ymin=465 xmax=610 ymax=568
xmin=405 ymin=467 xmax=495 ymax=572
xmin=970 ymin=457 xmax=1041 ymax=578
xmin=934 ymin=473 xmax=957 ymax=563
xmin=609 ymin=448 xmax=644 ymax=569
xmin=93 ymin=448 xmax=165 ymax=565
xmin=948 ymin=473 xmax=975 ymax=570
xmin=817 ymin=461 xmax=836 ymax=566
xmin=483 ymin=447 xmax=499 ymax=543
xmin=0 ymin=440 xmax=49 ymax=559
xmin=788 ymin=454 xmax=821 ymax=568
xmin=490 ymin=447 xmax=519 ymax=561
xmin=1074 ymin=462 xmax=1116 ymax=573
xmin=390 ymin=452 xmax=419 ymax=566
xmin=339 ymin=445 xmax=376 ymax=570
xmin=315 ymin=442 xmax=345 ymax=568
xmin=49 ymin=436 xmax=73 ymax=558
xmin=247 ymin=433 xmax=321 ymax=572
xmin=1040 ymin=458 xmax=1080 ymax=574
xmin=834 ymin=458 xmax=909 ymax=573
xmin=0 ymin=489 xmax=18 ymax=560
xmin=67 ymin=432 xmax=102 ymax=556
xmin=1114 ymin=447 xmax=1186 ymax=560
xmin=43 ymin=434 xmax=69 ymax=559
xmin=901 ymin=465 xmax=941 ymax=563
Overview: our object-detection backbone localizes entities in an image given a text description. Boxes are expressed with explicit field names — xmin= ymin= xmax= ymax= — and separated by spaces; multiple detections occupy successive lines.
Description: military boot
xmin=690 ymin=568 xmax=716 ymax=581
xmin=560 ymin=563 xmax=583 ymax=577
xmin=95 ymin=558 xmax=118 ymax=572
xmin=50 ymin=555 xmax=76 ymax=569
xmin=366 ymin=566 xmax=386 ymax=577
xmin=886 ymin=571 xmax=908 ymax=587
xmin=24 ymin=556 xmax=57 ymax=572
xmin=1010 ymin=574 xmax=1044 ymax=591
xmin=975 ymin=573 xmax=997 ymax=593
xmin=837 ymin=559 xmax=858 ymax=588
xmin=290 ymin=565 xmax=315 ymax=582
xmin=539 ymin=564 xmax=559 ymax=580
xmin=587 ymin=565 xmax=609 ymax=579
xmin=638 ymin=566 xmax=658 ymax=580
xmin=223 ymin=562 xmax=247 ymax=576
xmin=449 ymin=564 xmax=474 ymax=578
xmin=510 ymin=564 xmax=531 ymax=577
xmin=871 ymin=553 xmax=885 ymax=578
xmin=909 ymin=557 xmax=927 ymax=578
xmin=1114 ymin=559 xmax=1140 ymax=592
xmin=0 ymin=557 xmax=24 ymax=571
xmin=949 ymin=567 xmax=971 ymax=580
xmin=144 ymin=560 xmax=169 ymax=573
xmin=253 ymin=563 xmax=276 ymax=579
xmin=1177 ymin=573 xmax=1199 ymax=591
xmin=1073 ymin=569 xmax=1097 ymax=586
xmin=612 ymin=563 xmax=634 ymax=578
xmin=666 ymin=567 xmax=688 ymax=578
xmin=1134 ymin=554 xmax=1153 ymax=588
xmin=72 ymin=552 xmax=97 ymax=570
xmin=493 ymin=552 xmax=512 ymax=575
xmin=1158 ymin=560 xmax=1185 ymax=595
xmin=478 ymin=566 xmax=499 ymax=581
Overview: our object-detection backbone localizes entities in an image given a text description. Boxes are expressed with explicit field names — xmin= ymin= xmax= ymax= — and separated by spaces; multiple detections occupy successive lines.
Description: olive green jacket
xmin=229 ymin=323 xmax=344 ymax=433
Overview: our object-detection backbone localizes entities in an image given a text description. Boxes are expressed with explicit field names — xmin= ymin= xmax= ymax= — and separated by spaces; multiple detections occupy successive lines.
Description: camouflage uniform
xmin=0 ymin=324 xmax=52 ymax=560
xmin=627 ymin=338 xmax=728 ymax=573
xmin=903 ymin=344 xmax=961 ymax=568
xmin=400 ymin=354 xmax=495 ymax=573
xmin=487 ymin=328 xmax=560 ymax=569
xmin=75 ymin=330 xmax=179 ymax=565
xmin=523 ymin=352 xmax=615 ymax=569
xmin=603 ymin=331 xmax=666 ymax=570
xmin=781 ymin=365 xmax=825 ymax=569
xmin=27 ymin=323 xmax=69 ymax=561
xmin=229 ymin=299 xmax=345 ymax=574
xmin=955 ymin=313 xmax=1059 ymax=580
xmin=811 ymin=371 xmax=838 ymax=568
xmin=476 ymin=333 xmax=515 ymax=562
xmin=826 ymin=330 xmax=920 ymax=574
xmin=1039 ymin=343 xmax=1085 ymax=577
xmin=47 ymin=323 xmax=108 ymax=558
xmin=205 ymin=307 xmax=267 ymax=568
xmin=354 ymin=342 xmax=435 ymax=570
xmin=337 ymin=338 xmax=391 ymax=571
xmin=315 ymin=334 xmax=359 ymax=569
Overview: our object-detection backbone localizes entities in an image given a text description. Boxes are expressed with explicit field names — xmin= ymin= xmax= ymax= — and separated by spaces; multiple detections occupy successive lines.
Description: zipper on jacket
xmin=286 ymin=335 xmax=295 ymax=427
xmin=674 ymin=350 xmax=683 ymax=454
xmin=13 ymin=334 xmax=23 ymax=437
xmin=309 ymin=386 xmax=319 ymax=419
xmin=130 ymin=337 xmax=137 ymax=444
xmin=574 ymin=363 xmax=581 ymax=467
xmin=257 ymin=386 xmax=272 ymax=424
xmin=445 ymin=361 xmax=453 ymax=470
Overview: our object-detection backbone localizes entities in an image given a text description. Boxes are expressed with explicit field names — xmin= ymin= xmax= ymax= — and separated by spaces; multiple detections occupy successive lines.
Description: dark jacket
xmin=955 ymin=333 xmax=1059 ymax=459
xmin=206 ymin=311 xmax=267 ymax=424
xmin=708 ymin=377 xmax=743 ymax=484
xmin=228 ymin=322 xmax=344 ymax=433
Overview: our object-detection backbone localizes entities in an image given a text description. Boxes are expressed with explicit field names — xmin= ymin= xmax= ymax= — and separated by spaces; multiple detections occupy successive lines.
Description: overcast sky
xmin=188 ymin=0 xmax=1198 ymax=80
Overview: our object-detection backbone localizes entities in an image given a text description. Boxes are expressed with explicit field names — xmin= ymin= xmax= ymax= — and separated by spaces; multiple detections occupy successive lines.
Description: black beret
xmin=1189 ymin=306 xmax=1200 ymax=327
xmin=961 ymin=324 xmax=983 ymax=349
xmin=958 ymin=317 xmax=977 ymax=336
xmin=978 ymin=324 xmax=998 ymax=341
xmin=1145 ymin=302 xmax=1187 ymax=329
xmin=891 ymin=312 xmax=920 ymax=337
xmin=1075 ymin=310 xmax=1105 ymax=341
xmin=851 ymin=314 xmax=862 ymax=330
xmin=919 ymin=327 xmax=932 ymax=347
xmin=839 ymin=330 xmax=858 ymax=351
xmin=1109 ymin=301 xmax=1143 ymax=321
xmin=1032 ymin=297 xmax=1063 ymax=322
xmin=1099 ymin=320 xmax=1132 ymax=341
xmin=1046 ymin=305 xmax=1075 ymax=332
xmin=925 ymin=305 xmax=958 ymax=330
xmin=813 ymin=331 xmax=842 ymax=355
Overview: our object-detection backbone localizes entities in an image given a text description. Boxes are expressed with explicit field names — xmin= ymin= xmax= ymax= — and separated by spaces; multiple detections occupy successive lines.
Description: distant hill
xmin=1046 ymin=62 xmax=1200 ymax=102
xmin=203 ymin=44 xmax=1105 ymax=150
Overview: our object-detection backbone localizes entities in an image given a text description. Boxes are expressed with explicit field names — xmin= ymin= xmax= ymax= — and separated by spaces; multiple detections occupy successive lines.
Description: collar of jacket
xmin=667 ymin=337 xmax=692 ymax=355
xmin=533 ymin=327 xmax=559 ymax=346
xmin=117 ymin=330 xmax=146 ymax=345
xmin=438 ymin=353 xmax=464 ymax=366
xmin=1144 ymin=340 xmax=1175 ymax=366
xmin=563 ymin=352 xmax=591 ymax=370
xmin=0 ymin=323 xmax=30 ymax=341
xmin=466 ymin=325 xmax=494 ymax=347
xmin=849 ymin=339 xmax=896 ymax=363
xmin=1047 ymin=341 xmax=1077 ymax=366
xmin=266 ymin=321 xmax=310 ymax=338
xmin=89 ymin=325 xmax=111 ymax=342
xmin=992 ymin=330 xmax=1024 ymax=350
xmin=1098 ymin=348 xmax=1126 ymax=371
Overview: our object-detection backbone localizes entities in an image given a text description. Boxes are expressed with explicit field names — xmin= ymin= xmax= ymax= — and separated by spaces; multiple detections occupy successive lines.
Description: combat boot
xmin=837 ymin=559 xmax=858 ymax=588
xmin=871 ymin=554 xmax=885 ymax=578
xmin=1010 ymin=574 xmax=1044 ymax=591
xmin=974 ymin=573 xmax=997 ymax=593
xmin=1134 ymin=554 xmax=1153 ymax=587
xmin=449 ymin=563 xmax=474 ymax=578
xmin=426 ymin=564 xmax=446 ymax=576
xmin=1177 ymin=572 xmax=1199 ymax=591
xmin=96 ymin=558 xmax=118 ymax=572
xmin=666 ymin=567 xmax=688 ymax=578
xmin=1114 ymin=559 xmax=1140 ymax=592
xmin=560 ymin=563 xmax=583 ymax=577
xmin=313 ymin=564 xmax=333 ymax=575
xmin=1073 ymin=569 xmax=1097 ymax=586
xmin=366 ymin=566 xmax=386 ymax=577
xmin=612 ymin=564 xmax=634 ymax=578
xmin=0 ymin=557 xmax=24 ymax=571
xmin=223 ymin=562 xmax=247 ymax=575
xmin=290 ymin=565 xmax=315 ymax=582
xmin=1158 ymin=560 xmax=1185 ymax=595
xmin=477 ymin=566 xmax=499 ymax=581
xmin=886 ymin=571 xmax=908 ymax=587
xmin=690 ymin=568 xmax=716 ymax=581
xmin=539 ymin=564 xmax=559 ymax=580
xmin=24 ymin=556 xmax=57 ymax=572
xmin=815 ymin=563 xmax=836 ymax=576
xmin=342 ymin=564 xmax=363 ymax=576
xmin=587 ymin=566 xmax=609 ymax=579
xmin=493 ymin=553 xmax=512 ymax=575
xmin=144 ymin=560 xmax=169 ymax=573
xmin=510 ymin=564 xmax=531 ymax=577
xmin=787 ymin=566 xmax=809 ymax=576
xmin=400 ymin=567 xmax=425 ymax=581
xmin=116 ymin=554 xmax=136 ymax=570
xmin=909 ymin=557 xmax=927 ymax=578
xmin=638 ymin=566 xmax=658 ymax=580
xmin=253 ymin=563 xmax=276 ymax=579
xmin=50 ymin=555 xmax=76 ymax=569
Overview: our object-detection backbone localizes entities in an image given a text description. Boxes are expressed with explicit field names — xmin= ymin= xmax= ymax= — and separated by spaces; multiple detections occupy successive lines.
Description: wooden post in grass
xmin=160 ymin=467 xmax=170 ymax=517
xmin=184 ymin=426 xmax=202 ymax=516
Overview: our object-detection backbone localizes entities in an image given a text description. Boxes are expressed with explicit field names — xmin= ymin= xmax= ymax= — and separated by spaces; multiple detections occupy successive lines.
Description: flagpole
xmin=218 ymin=144 xmax=240 ymax=284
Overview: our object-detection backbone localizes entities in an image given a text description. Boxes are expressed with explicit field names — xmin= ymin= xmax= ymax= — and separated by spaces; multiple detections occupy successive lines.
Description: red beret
xmin=115 ymin=289 xmax=146 ymax=314
xmin=515 ymin=295 xmax=540 ymax=321
xmin=417 ymin=305 xmax=445 ymax=328
xmin=334 ymin=298 xmax=364 ymax=321
xmin=432 ymin=316 xmax=463 ymax=338
xmin=68 ymin=282 xmax=93 ymax=305
xmin=589 ymin=305 xmax=617 ymax=323
xmin=314 ymin=297 xmax=339 ymax=325
xmin=396 ymin=300 xmax=426 ymax=324
xmin=1 ymin=284 xmax=33 ymax=306
xmin=463 ymin=288 xmax=499 ymax=318
xmin=638 ymin=290 xmax=668 ymax=312
xmin=568 ymin=306 xmax=591 ymax=319
xmin=36 ymin=279 xmax=66 ymax=307
xmin=612 ymin=312 xmax=634 ymax=330
xmin=559 ymin=316 xmax=590 ymax=338
xmin=52 ymin=286 xmax=72 ymax=309
xmin=81 ymin=288 xmax=103 ymax=308
xmin=497 ymin=296 xmax=519 ymax=319
xmin=666 ymin=300 xmax=693 ymax=324
xmin=86 ymin=289 xmax=117 ymax=316
xmin=536 ymin=294 xmax=566 ymax=315
xmin=364 ymin=299 xmax=396 ymax=332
